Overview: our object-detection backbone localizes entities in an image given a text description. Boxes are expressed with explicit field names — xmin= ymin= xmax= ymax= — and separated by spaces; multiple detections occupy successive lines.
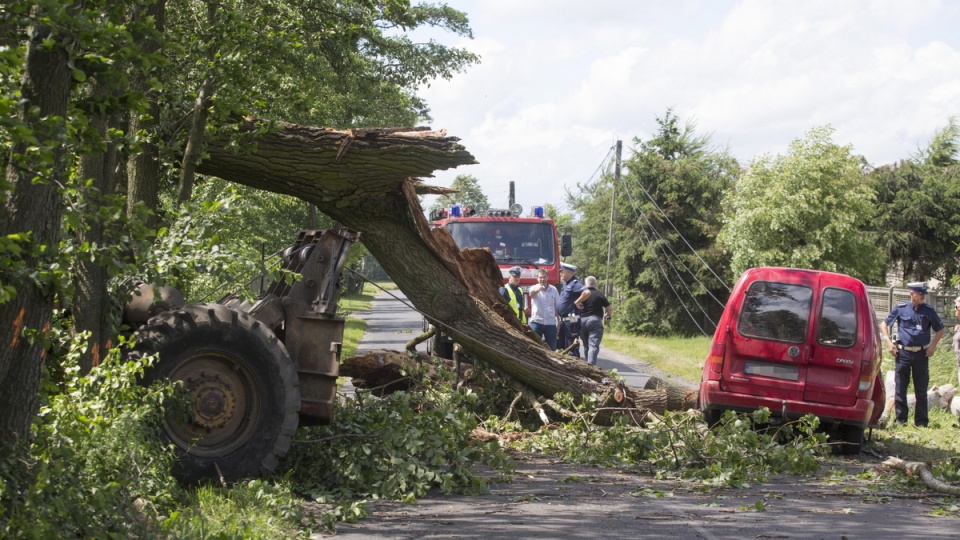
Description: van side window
xmin=817 ymin=288 xmax=857 ymax=348
xmin=737 ymin=281 xmax=812 ymax=343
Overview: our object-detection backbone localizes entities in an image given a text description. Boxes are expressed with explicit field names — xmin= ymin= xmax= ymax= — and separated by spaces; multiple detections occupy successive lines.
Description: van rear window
xmin=817 ymin=287 xmax=857 ymax=347
xmin=737 ymin=281 xmax=813 ymax=343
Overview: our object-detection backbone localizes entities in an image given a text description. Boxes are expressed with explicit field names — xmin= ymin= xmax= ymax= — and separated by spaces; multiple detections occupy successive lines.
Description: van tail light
xmin=706 ymin=341 xmax=725 ymax=379
xmin=857 ymin=361 xmax=874 ymax=395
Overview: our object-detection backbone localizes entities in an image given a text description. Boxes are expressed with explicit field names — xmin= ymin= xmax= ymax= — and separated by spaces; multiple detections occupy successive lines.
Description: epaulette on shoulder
xmin=896 ymin=302 xmax=908 ymax=307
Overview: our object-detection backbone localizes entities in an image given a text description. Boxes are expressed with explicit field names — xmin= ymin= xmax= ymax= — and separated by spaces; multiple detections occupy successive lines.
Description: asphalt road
xmin=324 ymin=455 xmax=959 ymax=540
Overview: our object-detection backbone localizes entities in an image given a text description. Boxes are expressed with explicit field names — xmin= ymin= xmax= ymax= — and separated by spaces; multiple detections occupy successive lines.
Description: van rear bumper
xmin=699 ymin=381 xmax=872 ymax=428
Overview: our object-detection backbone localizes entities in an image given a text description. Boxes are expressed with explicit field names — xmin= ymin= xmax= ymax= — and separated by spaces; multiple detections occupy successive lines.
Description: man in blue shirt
xmin=557 ymin=262 xmax=585 ymax=357
xmin=880 ymin=282 xmax=946 ymax=427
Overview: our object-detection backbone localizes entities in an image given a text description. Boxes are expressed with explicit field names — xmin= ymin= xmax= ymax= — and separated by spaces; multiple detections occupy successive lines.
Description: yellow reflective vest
xmin=504 ymin=284 xmax=526 ymax=323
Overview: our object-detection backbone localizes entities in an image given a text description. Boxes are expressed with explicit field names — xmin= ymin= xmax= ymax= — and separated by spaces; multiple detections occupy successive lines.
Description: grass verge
xmin=338 ymin=281 xmax=399 ymax=359
xmin=601 ymin=332 xmax=709 ymax=384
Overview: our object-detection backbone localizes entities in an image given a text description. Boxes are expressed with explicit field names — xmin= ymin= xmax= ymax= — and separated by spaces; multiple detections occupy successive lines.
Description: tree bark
xmin=194 ymin=118 xmax=697 ymax=421
xmin=72 ymin=79 xmax=122 ymax=373
xmin=0 ymin=9 xmax=74 ymax=455
xmin=178 ymin=76 xmax=212 ymax=203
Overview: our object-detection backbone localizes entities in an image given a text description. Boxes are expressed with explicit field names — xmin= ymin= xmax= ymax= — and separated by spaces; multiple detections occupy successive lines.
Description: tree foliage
xmin=429 ymin=174 xmax=489 ymax=213
xmin=569 ymin=110 xmax=738 ymax=336
xmin=871 ymin=118 xmax=960 ymax=284
xmin=718 ymin=125 xmax=884 ymax=283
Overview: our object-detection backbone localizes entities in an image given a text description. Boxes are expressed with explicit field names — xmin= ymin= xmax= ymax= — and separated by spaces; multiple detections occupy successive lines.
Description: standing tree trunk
xmin=195 ymin=119 xmax=697 ymax=418
xmin=177 ymin=1 xmax=218 ymax=205
xmin=177 ymin=76 xmax=213 ymax=204
xmin=0 ymin=9 xmax=74 ymax=455
xmin=72 ymin=79 xmax=122 ymax=373
xmin=126 ymin=0 xmax=166 ymax=227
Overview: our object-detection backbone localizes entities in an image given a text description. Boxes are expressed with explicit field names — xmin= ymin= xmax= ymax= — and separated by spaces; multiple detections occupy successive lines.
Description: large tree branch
xmin=195 ymin=117 xmax=697 ymax=420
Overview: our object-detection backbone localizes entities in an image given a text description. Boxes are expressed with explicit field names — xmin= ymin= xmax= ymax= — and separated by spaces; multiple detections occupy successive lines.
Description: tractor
xmin=125 ymin=227 xmax=358 ymax=483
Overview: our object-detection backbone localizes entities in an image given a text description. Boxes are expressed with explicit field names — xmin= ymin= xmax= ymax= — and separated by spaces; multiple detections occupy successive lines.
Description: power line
xmin=633 ymin=180 xmax=731 ymax=293
xmin=613 ymin=173 xmax=715 ymax=335
xmin=555 ymin=144 xmax=617 ymax=214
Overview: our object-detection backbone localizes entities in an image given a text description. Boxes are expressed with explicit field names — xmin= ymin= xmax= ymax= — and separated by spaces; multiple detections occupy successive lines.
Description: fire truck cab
xmin=425 ymin=201 xmax=572 ymax=358
xmin=429 ymin=203 xmax=571 ymax=287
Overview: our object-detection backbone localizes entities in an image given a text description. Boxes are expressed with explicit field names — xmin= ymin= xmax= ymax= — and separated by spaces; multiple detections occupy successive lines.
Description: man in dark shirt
xmin=557 ymin=262 xmax=585 ymax=357
xmin=574 ymin=276 xmax=612 ymax=366
xmin=880 ymin=281 xmax=945 ymax=427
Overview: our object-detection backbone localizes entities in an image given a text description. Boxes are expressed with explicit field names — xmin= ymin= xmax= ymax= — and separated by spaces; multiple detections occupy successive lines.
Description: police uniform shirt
xmin=884 ymin=301 xmax=944 ymax=347
xmin=558 ymin=276 xmax=585 ymax=317
xmin=499 ymin=283 xmax=524 ymax=313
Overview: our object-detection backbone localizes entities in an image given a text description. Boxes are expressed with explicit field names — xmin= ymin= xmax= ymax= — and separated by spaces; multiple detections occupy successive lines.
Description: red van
xmin=699 ymin=267 xmax=885 ymax=454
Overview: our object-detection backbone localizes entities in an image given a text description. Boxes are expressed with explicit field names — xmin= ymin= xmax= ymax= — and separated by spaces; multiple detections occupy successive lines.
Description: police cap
xmin=907 ymin=281 xmax=929 ymax=295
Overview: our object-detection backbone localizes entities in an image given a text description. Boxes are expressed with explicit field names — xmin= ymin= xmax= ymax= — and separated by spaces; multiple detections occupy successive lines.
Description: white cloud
xmin=417 ymin=0 xmax=960 ymax=210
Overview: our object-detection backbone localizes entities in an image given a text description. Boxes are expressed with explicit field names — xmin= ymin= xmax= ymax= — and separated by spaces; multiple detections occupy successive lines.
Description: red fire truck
xmin=425 ymin=184 xmax=572 ymax=357
xmin=429 ymin=204 xmax=570 ymax=286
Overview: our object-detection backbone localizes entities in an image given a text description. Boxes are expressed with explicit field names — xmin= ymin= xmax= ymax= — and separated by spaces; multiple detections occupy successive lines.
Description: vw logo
xmin=788 ymin=346 xmax=800 ymax=358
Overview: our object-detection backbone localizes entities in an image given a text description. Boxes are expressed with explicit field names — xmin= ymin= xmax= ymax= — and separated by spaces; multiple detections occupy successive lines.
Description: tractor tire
xmin=135 ymin=303 xmax=300 ymax=484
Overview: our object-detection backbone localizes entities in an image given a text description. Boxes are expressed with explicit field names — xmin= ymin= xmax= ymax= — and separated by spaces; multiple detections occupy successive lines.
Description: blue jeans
xmin=579 ymin=315 xmax=604 ymax=365
xmin=894 ymin=348 xmax=929 ymax=426
xmin=529 ymin=321 xmax=557 ymax=351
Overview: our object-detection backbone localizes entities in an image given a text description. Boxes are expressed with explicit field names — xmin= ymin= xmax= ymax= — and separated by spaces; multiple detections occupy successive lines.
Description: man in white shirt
xmin=528 ymin=268 xmax=560 ymax=350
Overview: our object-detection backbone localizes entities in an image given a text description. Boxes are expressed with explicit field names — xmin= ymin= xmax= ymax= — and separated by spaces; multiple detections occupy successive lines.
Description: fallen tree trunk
xmin=195 ymin=118 xmax=698 ymax=421
xmin=882 ymin=457 xmax=960 ymax=496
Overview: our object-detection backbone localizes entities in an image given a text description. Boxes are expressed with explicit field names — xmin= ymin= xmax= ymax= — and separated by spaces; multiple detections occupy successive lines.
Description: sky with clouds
xmin=413 ymin=0 xmax=960 ymax=214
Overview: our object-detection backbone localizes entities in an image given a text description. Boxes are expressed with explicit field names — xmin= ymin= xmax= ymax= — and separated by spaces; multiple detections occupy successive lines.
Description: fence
xmin=866 ymin=286 xmax=960 ymax=327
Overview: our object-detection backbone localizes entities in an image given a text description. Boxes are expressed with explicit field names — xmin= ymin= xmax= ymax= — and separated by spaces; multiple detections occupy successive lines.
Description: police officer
xmin=557 ymin=262 xmax=586 ymax=357
xmin=499 ymin=266 xmax=526 ymax=324
xmin=880 ymin=281 xmax=945 ymax=427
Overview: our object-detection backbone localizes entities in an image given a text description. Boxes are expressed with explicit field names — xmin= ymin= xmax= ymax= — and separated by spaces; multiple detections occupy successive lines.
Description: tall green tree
xmin=871 ymin=117 xmax=960 ymax=284
xmin=0 ymin=0 xmax=479 ymax=459
xmin=430 ymin=174 xmax=489 ymax=213
xmin=0 ymin=0 xmax=77 ymax=454
xmin=718 ymin=125 xmax=884 ymax=282
xmin=570 ymin=110 xmax=739 ymax=336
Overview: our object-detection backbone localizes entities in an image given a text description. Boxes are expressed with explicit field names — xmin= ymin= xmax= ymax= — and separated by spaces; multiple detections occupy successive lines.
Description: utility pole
xmin=605 ymin=140 xmax=621 ymax=297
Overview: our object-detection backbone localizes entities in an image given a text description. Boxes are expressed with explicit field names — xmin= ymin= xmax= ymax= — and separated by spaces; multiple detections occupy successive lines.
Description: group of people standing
xmin=499 ymin=263 xmax=612 ymax=365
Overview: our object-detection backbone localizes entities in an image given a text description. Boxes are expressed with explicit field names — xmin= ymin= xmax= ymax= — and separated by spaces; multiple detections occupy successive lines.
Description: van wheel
xmin=837 ymin=425 xmax=864 ymax=455
xmin=135 ymin=303 xmax=300 ymax=483
xmin=428 ymin=330 xmax=454 ymax=359
xmin=702 ymin=409 xmax=723 ymax=427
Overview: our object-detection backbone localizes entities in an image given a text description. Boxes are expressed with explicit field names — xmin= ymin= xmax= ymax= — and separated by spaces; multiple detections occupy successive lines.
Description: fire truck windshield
xmin=445 ymin=221 xmax=557 ymax=265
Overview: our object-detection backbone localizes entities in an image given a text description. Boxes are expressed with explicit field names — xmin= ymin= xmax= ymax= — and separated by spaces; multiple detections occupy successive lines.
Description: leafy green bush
xmin=0 ymin=335 xmax=183 ymax=539
xmin=160 ymin=479 xmax=308 ymax=539
xmin=281 ymin=379 xmax=511 ymax=508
